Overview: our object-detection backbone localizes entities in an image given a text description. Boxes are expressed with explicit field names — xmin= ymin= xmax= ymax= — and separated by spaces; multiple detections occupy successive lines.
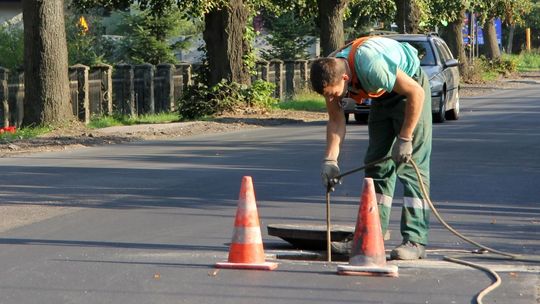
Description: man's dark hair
xmin=309 ymin=57 xmax=345 ymax=94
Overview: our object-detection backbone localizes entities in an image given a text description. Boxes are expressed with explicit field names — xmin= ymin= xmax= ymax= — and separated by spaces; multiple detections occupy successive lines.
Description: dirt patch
xmin=459 ymin=71 xmax=540 ymax=97
xmin=0 ymin=110 xmax=328 ymax=158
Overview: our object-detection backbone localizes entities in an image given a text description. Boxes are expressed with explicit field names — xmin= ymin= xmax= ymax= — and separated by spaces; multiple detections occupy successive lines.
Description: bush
xmin=243 ymin=80 xmax=278 ymax=109
xmin=178 ymin=80 xmax=277 ymax=120
xmin=461 ymin=55 xmax=519 ymax=84
xmin=461 ymin=59 xmax=486 ymax=84
xmin=483 ymin=55 xmax=518 ymax=76
xmin=0 ymin=23 xmax=23 ymax=70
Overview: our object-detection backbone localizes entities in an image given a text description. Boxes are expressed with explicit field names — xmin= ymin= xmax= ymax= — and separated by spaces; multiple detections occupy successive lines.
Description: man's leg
xmin=391 ymin=69 xmax=433 ymax=259
xmin=332 ymin=100 xmax=399 ymax=255
xmin=364 ymin=102 xmax=399 ymax=237
xmin=396 ymin=120 xmax=432 ymax=245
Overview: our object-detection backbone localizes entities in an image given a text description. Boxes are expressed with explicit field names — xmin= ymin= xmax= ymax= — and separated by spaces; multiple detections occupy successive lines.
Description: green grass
xmin=88 ymin=113 xmax=180 ymax=129
xmin=501 ymin=52 xmax=540 ymax=72
xmin=472 ymin=52 xmax=540 ymax=82
xmin=515 ymin=52 xmax=540 ymax=72
xmin=274 ymin=92 xmax=326 ymax=112
xmin=0 ymin=126 xmax=51 ymax=141
xmin=481 ymin=70 xmax=501 ymax=81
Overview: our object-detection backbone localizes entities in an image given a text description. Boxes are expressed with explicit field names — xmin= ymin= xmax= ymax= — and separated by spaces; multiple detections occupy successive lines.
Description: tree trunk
xmin=483 ymin=18 xmax=501 ymax=60
xmin=441 ymin=8 xmax=468 ymax=76
xmin=203 ymin=0 xmax=249 ymax=87
xmin=506 ymin=23 xmax=515 ymax=54
xmin=22 ymin=0 xmax=72 ymax=126
xmin=394 ymin=0 xmax=420 ymax=34
xmin=317 ymin=0 xmax=350 ymax=56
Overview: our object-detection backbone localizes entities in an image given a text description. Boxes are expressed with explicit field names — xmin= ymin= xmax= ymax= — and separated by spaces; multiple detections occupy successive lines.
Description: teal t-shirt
xmin=334 ymin=37 xmax=420 ymax=93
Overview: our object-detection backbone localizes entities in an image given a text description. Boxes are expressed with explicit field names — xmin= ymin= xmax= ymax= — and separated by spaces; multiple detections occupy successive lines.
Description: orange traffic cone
xmin=215 ymin=176 xmax=278 ymax=270
xmin=337 ymin=178 xmax=398 ymax=277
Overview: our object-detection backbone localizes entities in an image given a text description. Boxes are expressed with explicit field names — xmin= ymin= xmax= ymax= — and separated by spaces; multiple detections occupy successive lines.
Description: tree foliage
xmin=261 ymin=12 xmax=315 ymax=60
xmin=263 ymin=0 xmax=352 ymax=54
xmin=73 ymin=0 xmax=226 ymax=16
xmin=72 ymin=0 xmax=249 ymax=84
xmin=69 ymin=4 xmax=201 ymax=65
xmin=523 ymin=0 xmax=540 ymax=29
xmin=498 ymin=0 xmax=533 ymax=25
xmin=261 ymin=0 xmax=318 ymax=22
xmin=470 ymin=0 xmax=532 ymax=24
xmin=0 ymin=23 xmax=24 ymax=70
xmin=111 ymin=6 xmax=187 ymax=64
xmin=344 ymin=0 xmax=396 ymax=38
xmin=425 ymin=0 xmax=467 ymax=27
xmin=66 ymin=14 xmax=106 ymax=66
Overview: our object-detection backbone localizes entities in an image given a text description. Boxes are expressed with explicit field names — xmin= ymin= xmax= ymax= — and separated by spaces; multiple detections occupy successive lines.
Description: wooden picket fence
xmin=0 ymin=59 xmax=313 ymax=128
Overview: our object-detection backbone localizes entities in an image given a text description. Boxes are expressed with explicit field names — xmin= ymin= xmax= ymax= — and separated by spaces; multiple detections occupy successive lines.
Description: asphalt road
xmin=0 ymin=87 xmax=539 ymax=304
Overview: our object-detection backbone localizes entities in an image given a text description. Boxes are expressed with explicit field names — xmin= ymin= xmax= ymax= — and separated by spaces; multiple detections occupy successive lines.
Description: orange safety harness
xmin=346 ymin=36 xmax=387 ymax=103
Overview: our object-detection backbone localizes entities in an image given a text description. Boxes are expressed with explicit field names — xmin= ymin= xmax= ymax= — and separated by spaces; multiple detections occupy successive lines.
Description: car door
xmin=433 ymin=38 xmax=459 ymax=101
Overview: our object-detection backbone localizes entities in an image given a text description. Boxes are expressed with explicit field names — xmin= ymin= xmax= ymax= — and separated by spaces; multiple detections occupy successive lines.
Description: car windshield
xmin=400 ymin=41 xmax=436 ymax=66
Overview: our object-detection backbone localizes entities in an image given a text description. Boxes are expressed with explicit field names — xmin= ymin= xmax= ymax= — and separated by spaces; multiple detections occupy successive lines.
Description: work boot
xmin=331 ymin=230 xmax=391 ymax=256
xmin=331 ymin=236 xmax=353 ymax=255
xmin=331 ymin=240 xmax=352 ymax=255
xmin=390 ymin=240 xmax=426 ymax=260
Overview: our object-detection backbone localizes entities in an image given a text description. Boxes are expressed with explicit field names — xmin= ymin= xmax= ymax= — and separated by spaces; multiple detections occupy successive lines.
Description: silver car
xmin=344 ymin=33 xmax=460 ymax=124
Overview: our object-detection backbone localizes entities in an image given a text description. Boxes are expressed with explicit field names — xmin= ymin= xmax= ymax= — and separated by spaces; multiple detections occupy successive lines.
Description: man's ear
xmin=343 ymin=74 xmax=349 ymax=81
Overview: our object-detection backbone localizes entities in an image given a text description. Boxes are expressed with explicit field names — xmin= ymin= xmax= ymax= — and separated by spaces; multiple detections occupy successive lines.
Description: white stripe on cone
xmin=231 ymin=226 xmax=263 ymax=244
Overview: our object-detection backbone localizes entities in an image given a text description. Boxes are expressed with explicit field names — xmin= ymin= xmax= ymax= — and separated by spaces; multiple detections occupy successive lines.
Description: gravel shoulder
xmin=0 ymin=71 xmax=539 ymax=233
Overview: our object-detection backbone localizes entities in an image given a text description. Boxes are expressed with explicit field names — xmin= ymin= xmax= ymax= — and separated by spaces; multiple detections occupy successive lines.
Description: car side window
xmin=434 ymin=39 xmax=453 ymax=62
xmin=440 ymin=41 xmax=456 ymax=60
xmin=433 ymin=40 xmax=447 ymax=64
xmin=406 ymin=41 xmax=436 ymax=66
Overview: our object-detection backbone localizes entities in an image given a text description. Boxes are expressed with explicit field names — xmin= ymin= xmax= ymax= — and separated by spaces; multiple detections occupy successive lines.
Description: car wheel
xmin=345 ymin=113 xmax=350 ymax=124
xmin=354 ymin=113 xmax=368 ymax=123
xmin=445 ymin=91 xmax=460 ymax=120
xmin=433 ymin=90 xmax=446 ymax=123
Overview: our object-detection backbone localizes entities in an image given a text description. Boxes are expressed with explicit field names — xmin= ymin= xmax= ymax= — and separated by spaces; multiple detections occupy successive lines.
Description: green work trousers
xmin=364 ymin=67 xmax=432 ymax=245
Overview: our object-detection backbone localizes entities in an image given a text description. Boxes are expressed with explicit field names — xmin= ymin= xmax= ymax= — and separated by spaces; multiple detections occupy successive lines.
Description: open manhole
xmin=267 ymin=224 xmax=393 ymax=262
xmin=267 ymin=223 xmax=354 ymax=250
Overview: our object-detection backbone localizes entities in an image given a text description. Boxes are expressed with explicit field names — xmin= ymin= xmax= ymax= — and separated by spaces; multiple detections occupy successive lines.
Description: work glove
xmin=391 ymin=136 xmax=413 ymax=164
xmin=321 ymin=159 xmax=341 ymax=192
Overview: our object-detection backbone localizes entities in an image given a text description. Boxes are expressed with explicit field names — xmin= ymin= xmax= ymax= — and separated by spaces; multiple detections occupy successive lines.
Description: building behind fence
xmin=0 ymin=59 xmax=313 ymax=128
